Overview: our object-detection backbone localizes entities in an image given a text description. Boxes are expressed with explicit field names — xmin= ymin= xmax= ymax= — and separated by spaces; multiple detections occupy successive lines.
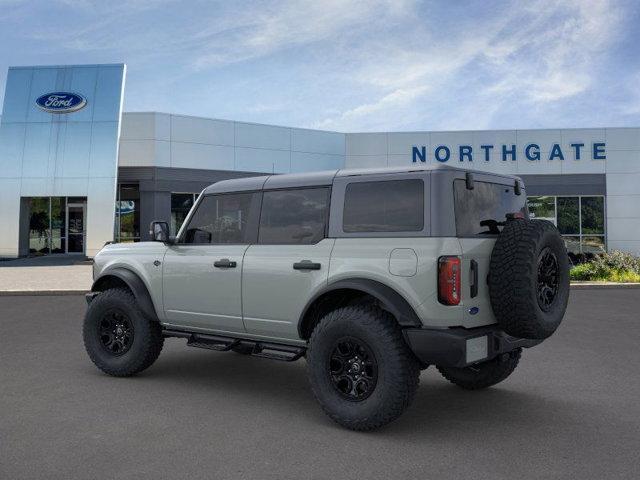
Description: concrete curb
xmin=0 ymin=290 xmax=89 ymax=296
xmin=570 ymin=282 xmax=640 ymax=289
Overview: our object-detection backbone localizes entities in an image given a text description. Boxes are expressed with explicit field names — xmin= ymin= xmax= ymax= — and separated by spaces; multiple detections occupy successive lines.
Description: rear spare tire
xmin=489 ymin=219 xmax=569 ymax=340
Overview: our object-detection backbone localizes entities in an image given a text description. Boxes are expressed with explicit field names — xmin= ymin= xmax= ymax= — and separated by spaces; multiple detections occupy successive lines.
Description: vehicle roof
xmin=202 ymin=164 xmax=521 ymax=194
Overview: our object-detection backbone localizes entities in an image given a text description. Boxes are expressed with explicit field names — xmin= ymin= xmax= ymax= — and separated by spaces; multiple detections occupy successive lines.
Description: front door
xmin=162 ymin=191 xmax=260 ymax=333
xmin=66 ymin=202 xmax=86 ymax=254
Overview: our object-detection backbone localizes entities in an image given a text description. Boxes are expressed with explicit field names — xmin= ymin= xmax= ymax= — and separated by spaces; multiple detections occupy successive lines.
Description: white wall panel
xmin=346 ymin=133 xmax=387 ymax=156
xmin=235 ymin=147 xmax=289 ymax=173
xmin=606 ymin=195 xmax=640 ymax=218
xmin=291 ymin=128 xmax=344 ymax=155
xmin=387 ymin=153 xmax=414 ymax=167
xmin=345 ymin=154 xmax=387 ymax=169
xmin=235 ymin=122 xmax=290 ymax=150
xmin=291 ymin=152 xmax=343 ymax=173
xmin=606 ymin=218 xmax=640 ymax=242
xmin=118 ymin=139 xmax=159 ymax=167
xmin=606 ymin=128 xmax=640 ymax=151
xmin=170 ymin=142 xmax=235 ymax=170
xmin=387 ymin=132 xmax=429 ymax=156
xmin=605 ymin=150 xmax=640 ymax=174
xmin=606 ymin=173 xmax=640 ymax=195
xmin=120 ymin=113 xmax=157 ymax=140
xmin=171 ymin=115 xmax=234 ymax=146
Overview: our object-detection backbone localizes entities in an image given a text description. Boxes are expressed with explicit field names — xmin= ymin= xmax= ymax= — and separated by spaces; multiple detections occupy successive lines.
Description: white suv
xmin=84 ymin=165 xmax=569 ymax=430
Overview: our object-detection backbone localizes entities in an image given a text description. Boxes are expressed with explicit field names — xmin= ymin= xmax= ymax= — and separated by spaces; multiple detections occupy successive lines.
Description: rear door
xmin=162 ymin=192 xmax=260 ymax=333
xmin=453 ymin=178 xmax=528 ymax=327
xmin=242 ymin=187 xmax=333 ymax=341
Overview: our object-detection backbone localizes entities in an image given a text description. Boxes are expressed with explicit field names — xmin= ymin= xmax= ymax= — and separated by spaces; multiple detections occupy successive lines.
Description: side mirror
xmin=149 ymin=221 xmax=170 ymax=243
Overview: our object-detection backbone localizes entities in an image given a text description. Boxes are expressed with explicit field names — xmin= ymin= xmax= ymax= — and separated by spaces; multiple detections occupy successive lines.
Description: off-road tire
xmin=489 ymin=219 xmax=569 ymax=340
xmin=307 ymin=305 xmax=420 ymax=431
xmin=437 ymin=348 xmax=521 ymax=390
xmin=83 ymin=288 xmax=164 ymax=376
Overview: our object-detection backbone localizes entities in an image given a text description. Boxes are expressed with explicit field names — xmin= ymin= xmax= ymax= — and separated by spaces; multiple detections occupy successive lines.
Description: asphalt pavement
xmin=1 ymin=289 xmax=639 ymax=480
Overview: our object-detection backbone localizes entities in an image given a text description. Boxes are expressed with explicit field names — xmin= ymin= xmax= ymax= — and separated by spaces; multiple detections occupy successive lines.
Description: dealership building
xmin=1 ymin=63 xmax=639 ymax=258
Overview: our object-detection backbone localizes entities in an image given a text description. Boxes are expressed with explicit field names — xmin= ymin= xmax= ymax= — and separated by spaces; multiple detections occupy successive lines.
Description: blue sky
xmin=0 ymin=0 xmax=639 ymax=131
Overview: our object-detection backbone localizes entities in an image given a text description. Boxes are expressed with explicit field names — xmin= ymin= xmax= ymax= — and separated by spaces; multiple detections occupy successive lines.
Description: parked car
xmin=83 ymin=165 xmax=569 ymax=430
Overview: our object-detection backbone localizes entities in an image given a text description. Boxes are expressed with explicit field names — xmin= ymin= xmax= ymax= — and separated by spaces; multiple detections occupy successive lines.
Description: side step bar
xmin=163 ymin=329 xmax=306 ymax=362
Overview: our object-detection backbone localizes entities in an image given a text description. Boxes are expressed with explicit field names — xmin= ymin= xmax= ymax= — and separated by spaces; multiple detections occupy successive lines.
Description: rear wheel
xmin=83 ymin=288 xmax=164 ymax=376
xmin=437 ymin=348 xmax=521 ymax=390
xmin=306 ymin=304 xmax=420 ymax=431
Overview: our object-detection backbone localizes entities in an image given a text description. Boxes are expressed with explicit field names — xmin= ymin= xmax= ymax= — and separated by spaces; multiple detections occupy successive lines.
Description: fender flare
xmin=298 ymin=278 xmax=422 ymax=337
xmin=92 ymin=267 xmax=159 ymax=321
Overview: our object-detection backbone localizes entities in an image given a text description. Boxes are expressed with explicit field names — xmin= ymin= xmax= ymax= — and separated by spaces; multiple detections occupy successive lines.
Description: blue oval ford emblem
xmin=469 ymin=307 xmax=479 ymax=315
xmin=35 ymin=92 xmax=87 ymax=114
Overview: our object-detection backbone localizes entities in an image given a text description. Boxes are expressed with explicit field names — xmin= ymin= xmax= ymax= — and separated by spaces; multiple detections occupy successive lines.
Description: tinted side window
xmin=182 ymin=193 xmax=257 ymax=244
xmin=259 ymin=188 xmax=330 ymax=244
xmin=453 ymin=180 xmax=528 ymax=236
xmin=343 ymin=179 xmax=424 ymax=233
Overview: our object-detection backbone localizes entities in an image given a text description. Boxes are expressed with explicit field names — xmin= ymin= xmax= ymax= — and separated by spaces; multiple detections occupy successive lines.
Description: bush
xmin=569 ymin=250 xmax=640 ymax=282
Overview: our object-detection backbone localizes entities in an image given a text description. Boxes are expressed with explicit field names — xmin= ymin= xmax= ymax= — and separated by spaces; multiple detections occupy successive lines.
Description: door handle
xmin=470 ymin=259 xmax=478 ymax=298
xmin=214 ymin=258 xmax=237 ymax=268
xmin=293 ymin=260 xmax=321 ymax=271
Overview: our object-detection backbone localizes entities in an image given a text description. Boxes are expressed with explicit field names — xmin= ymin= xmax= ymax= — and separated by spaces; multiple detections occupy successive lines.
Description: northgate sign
xmin=412 ymin=142 xmax=606 ymax=163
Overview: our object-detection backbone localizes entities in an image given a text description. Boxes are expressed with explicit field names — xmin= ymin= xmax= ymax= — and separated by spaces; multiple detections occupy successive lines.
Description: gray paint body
xmin=94 ymin=165 xmax=523 ymax=345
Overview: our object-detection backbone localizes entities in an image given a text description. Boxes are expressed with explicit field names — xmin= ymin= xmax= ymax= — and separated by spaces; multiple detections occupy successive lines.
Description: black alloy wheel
xmin=329 ymin=337 xmax=378 ymax=401
xmin=98 ymin=310 xmax=134 ymax=356
xmin=537 ymin=247 xmax=559 ymax=311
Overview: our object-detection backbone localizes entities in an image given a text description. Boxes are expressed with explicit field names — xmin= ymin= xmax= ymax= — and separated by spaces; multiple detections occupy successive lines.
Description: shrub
xmin=569 ymin=250 xmax=640 ymax=282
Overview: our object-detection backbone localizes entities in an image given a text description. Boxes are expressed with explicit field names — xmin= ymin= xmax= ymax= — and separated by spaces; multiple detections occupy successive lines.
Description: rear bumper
xmin=403 ymin=325 xmax=542 ymax=368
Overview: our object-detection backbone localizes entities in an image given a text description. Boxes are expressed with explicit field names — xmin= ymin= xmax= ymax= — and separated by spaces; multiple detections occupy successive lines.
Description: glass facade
xmin=27 ymin=197 xmax=86 ymax=255
xmin=527 ymin=196 xmax=606 ymax=254
xmin=114 ymin=184 xmax=141 ymax=242
xmin=171 ymin=193 xmax=199 ymax=235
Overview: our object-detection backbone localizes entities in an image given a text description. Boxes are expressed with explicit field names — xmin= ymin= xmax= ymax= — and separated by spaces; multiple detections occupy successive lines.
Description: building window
xmin=527 ymin=196 xmax=606 ymax=254
xmin=171 ymin=193 xmax=199 ymax=235
xmin=27 ymin=196 xmax=86 ymax=255
xmin=115 ymin=184 xmax=140 ymax=242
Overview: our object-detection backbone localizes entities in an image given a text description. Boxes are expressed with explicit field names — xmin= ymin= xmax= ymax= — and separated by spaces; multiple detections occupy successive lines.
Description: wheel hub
xmin=99 ymin=310 xmax=134 ymax=356
xmin=537 ymin=247 xmax=559 ymax=311
xmin=329 ymin=338 xmax=378 ymax=402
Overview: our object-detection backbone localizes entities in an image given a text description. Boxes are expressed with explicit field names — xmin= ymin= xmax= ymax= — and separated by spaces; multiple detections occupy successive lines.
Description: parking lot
xmin=1 ymin=288 xmax=639 ymax=480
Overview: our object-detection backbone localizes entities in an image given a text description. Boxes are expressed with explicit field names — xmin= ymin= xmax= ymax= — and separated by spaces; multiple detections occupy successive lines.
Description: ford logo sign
xmin=35 ymin=92 xmax=87 ymax=114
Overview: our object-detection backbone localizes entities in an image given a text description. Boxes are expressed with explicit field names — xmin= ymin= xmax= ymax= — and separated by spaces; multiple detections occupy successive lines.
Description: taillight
xmin=438 ymin=256 xmax=461 ymax=305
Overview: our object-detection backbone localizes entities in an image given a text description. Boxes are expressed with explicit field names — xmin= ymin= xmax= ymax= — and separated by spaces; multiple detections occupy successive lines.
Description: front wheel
xmin=437 ymin=348 xmax=522 ymax=390
xmin=83 ymin=288 xmax=164 ymax=377
xmin=306 ymin=305 xmax=420 ymax=431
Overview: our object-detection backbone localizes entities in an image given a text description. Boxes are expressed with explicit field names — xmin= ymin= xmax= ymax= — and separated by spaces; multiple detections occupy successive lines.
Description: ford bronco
xmin=84 ymin=165 xmax=569 ymax=430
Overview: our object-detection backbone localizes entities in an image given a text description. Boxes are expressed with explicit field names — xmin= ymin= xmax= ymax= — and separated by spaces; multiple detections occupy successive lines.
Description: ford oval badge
xmin=469 ymin=307 xmax=479 ymax=315
xmin=36 ymin=92 xmax=87 ymax=114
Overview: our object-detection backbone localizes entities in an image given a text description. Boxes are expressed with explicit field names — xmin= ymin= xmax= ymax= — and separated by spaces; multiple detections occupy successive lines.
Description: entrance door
xmin=66 ymin=203 xmax=86 ymax=254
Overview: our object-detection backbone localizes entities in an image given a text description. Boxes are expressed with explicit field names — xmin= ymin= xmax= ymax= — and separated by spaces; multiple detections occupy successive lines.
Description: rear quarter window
xmin=453 ymin=179 xmax=528 ymax=236
xmin=343 ymin=179 xmax=424 ymax=233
